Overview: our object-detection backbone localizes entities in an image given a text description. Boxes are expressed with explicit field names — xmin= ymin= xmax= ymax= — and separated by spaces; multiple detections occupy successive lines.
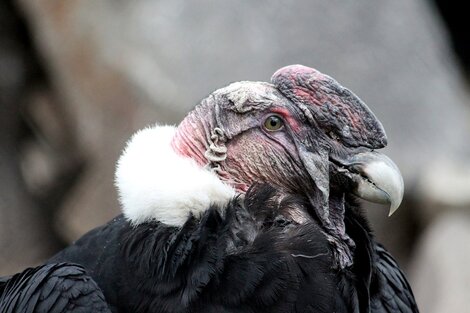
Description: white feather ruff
xmin=115 ymin=125 xmax=236 ymax=226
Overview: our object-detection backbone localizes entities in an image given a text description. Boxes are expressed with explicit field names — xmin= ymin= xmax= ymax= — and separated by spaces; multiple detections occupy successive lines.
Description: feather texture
xmin=0 ymin=263 xmax=110 ymax=313
xmin=115 ymin=125 xmax=235 ymax=226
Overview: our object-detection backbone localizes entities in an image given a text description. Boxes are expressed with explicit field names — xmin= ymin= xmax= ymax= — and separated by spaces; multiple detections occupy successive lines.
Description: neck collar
xmin=115 ymin=125 xmax=236 ymax=226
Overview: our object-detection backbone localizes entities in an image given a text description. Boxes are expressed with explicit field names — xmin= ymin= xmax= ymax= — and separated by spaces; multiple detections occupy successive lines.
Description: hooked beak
xmin=336 ymin=151 xmax=404 ymax=216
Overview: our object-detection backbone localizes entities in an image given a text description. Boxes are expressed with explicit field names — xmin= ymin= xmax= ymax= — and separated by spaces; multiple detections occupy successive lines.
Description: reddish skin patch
xmin=270 ymin=107 xmax=301 ymax=133
xmin=293 ymin=88 xmax=321 ymax=107
xmin=171 ymin=122 xmax=207 ymax=167
xmin=274 ymin=65 xmax=378 ymax=140
xmin=347 ymin=110 xmax=362 ymax=129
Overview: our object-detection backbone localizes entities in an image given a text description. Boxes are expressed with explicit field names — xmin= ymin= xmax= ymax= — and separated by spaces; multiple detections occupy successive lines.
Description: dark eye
xmin=263 ymin=115 xmax=284 ymax=131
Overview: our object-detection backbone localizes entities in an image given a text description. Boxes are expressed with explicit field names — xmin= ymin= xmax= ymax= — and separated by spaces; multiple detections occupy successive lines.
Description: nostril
xmin=349 ymin=164 xmax=363 ymax=174
xmin=328 ymin=131 xmax=340 ymax=141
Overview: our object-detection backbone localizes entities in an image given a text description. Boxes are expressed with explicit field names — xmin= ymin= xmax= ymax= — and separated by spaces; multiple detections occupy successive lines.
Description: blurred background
xmin=1 ymin=0 xmax=469 ymax=311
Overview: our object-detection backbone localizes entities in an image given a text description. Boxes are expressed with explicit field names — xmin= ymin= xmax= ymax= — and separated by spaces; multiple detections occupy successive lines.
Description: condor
xmin=0 ymin=65 xmax=418 ymax=313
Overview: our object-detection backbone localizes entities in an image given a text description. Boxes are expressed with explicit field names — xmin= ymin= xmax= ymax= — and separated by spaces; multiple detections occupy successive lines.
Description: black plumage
xmin=0 ymin=188 xmax=417 ymax=313
xmin=0 ymin=263 xmax=110 ymax=312
xmin=45 ymin=186 xmax=334 ymax=312
xmin=44 ymin=185 xmax=416 ymax=313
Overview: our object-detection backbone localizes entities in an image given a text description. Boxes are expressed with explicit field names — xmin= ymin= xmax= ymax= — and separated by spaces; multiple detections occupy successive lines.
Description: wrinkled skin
xmin=172 ymin=65 xmax=401 ymax=268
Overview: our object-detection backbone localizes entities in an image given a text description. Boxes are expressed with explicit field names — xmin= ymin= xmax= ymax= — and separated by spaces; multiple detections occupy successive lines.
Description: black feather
xmin=370 ymin=244 xmax=419 ymax=313
xmin=44 ymin=185 xmax=339 ymax=312
xmin=0 ymin=263 xmax=110 ymax=313
xmin=1 ymin=185 xmax=418 ymax=312
xmin=344 ymin=198 xmax=419 ymax=313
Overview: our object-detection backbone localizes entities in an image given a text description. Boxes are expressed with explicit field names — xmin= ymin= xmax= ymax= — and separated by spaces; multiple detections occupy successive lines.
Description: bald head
xmin=272 ymin=64 xmax=387 ymax=148
xmin=171 ymin=65 xmax=402 ymax=242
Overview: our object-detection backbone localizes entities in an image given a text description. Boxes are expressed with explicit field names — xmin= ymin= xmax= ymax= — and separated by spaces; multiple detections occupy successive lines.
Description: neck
xmin=172 ymin=106 xmax=248 ymax=193
xmin=318 ymin=192 xmax=356 ymax=269
xmin=171 ymin=108 xmax=211 ymax=167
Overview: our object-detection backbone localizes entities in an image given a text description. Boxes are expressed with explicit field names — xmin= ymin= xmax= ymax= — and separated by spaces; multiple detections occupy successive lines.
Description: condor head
xmin=116 ymin=65 xmax=404 ymax=268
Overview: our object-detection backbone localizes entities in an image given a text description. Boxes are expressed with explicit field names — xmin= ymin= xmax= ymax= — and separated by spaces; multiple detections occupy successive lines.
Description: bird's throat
xmin=324 ymin=192 xmax=355 ymax=269
xmin=171 ymin=113 xmax=210 ymax=167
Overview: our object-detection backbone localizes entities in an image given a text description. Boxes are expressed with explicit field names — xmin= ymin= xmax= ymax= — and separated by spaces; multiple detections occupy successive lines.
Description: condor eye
xmin=263 ymin=115 xmax=284 ymax=131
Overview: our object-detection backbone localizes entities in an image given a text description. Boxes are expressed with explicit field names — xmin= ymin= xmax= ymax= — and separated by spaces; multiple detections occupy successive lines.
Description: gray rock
xmin=0 ymin=1 xmax=60 ymax=275
xmin=410 ymin=212 xmax=470 ymax=313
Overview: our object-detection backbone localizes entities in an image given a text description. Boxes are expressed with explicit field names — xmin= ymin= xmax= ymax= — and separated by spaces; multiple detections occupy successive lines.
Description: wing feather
xmin=0 ymin=263 xmax=111 ymax=313
xmin=371 ymin=244 xmax=419 ymax=313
